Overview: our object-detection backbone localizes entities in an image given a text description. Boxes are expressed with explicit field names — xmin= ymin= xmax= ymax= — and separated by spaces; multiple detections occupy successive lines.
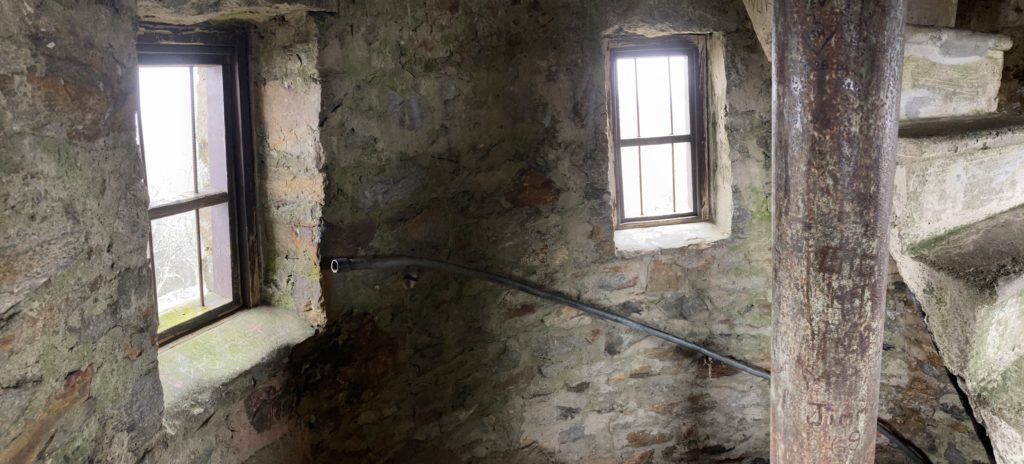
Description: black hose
xmin=328 ymin=255 xmax=932 ymax=464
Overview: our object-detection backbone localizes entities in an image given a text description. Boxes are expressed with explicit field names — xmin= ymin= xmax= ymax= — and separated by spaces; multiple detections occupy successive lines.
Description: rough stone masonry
xmin=0 ymin=1 xmax=162 ymax=462
xmin=0 ymin=0 xmax=1007 ymax=463
xmin=300 ymin=1 xmax=988 ymax=463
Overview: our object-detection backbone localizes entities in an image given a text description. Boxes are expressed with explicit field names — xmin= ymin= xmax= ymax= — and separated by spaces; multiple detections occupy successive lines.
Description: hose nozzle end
xmin=329 ymin=258 xmax=351 ymax=273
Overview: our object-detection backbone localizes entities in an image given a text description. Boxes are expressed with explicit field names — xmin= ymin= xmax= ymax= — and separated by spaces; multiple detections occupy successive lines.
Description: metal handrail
xmin=328 ymin=255 xmax=933 ymax=464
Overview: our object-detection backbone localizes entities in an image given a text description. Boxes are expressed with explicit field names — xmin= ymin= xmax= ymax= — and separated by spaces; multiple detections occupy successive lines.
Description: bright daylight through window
xmin=139 ymin=64 xmax=235 ymax=335
xmin=610 ymin=36 xmax=706 ymax=227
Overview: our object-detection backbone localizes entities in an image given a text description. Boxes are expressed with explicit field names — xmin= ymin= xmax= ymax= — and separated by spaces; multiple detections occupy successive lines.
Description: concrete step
xmin=901 ymin=26 xmax=1012 ymax=120
xmin=965 ymin=282 xmax=1024 ymax=463
xmin=968 ymin=281 xmax=1024 ymax=385
xmin=907 ymin=204 xmax=1024 ymax=288
xmin=894 ymin=114 xmax=1024 ymax=256
xmin=892 ymin=114 xmax=1024 ymax=463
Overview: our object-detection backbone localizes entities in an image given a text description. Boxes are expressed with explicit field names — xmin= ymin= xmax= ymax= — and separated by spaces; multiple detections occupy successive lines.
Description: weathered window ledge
xmin=158 ymin=306 xmax=314 ymax=432
xmin=614 ymin=221 xmax=729 ymax=253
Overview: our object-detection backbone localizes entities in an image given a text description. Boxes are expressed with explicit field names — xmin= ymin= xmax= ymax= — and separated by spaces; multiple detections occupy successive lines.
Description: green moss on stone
xmin=158 ymin=302 xmax=219 ymax=333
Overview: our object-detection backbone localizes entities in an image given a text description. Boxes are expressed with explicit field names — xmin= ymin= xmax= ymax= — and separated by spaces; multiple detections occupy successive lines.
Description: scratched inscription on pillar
xmin=804 ymin=0 xmax=850 ymax=7
xmin=800 ymin=0 xmax=850 ymax=73
xmin=805 ymin=401 xmax=868 ymax=453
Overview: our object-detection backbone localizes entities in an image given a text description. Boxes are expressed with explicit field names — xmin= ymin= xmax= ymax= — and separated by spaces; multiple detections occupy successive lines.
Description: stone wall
xmin=253 ymin=13 xmax=327 ymax=326
xmin=908 ymin=0 xmax=959 ymax=27
xmin=1 ymin=3 xmax=327 ymax=463
xmin=297 ymin=1 xmax=989 ymax=462
xmin=0 ymin=0 xmax=1001 ymax=462
xmin=0 ymin=1 xmax=162 ymax=462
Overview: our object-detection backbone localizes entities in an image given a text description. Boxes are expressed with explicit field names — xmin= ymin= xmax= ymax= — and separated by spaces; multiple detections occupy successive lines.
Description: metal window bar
xmin=140 ymin=62 xmax=236 ymax=341
xmin=140 ymin=67 xmax=232 ymax=323
xmin=189 ymin=66 xmax=206 ymax=308
xmin=149 ymin=191 xmax=230 ymax=219
xmin=624 ymin=56 xmax=691 ymax=220
xmin=134 ymin=110 xmax=161 ymax=318
xmin=667 ymin=56 xmax=676 ymax=213
xmin=633 ymin=58 xmax=644 ymax=216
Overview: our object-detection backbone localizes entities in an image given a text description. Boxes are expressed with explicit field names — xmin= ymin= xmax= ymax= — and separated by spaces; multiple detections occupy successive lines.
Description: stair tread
xmin=909 ymin=204 xmax=1024 ymax=288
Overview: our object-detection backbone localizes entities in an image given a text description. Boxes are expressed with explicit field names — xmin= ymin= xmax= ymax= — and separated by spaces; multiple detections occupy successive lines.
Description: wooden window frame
xmin=608 ymin=35 xmax=710 ymax=229
xmin=137 ymin=25 xmax=259 ymax=345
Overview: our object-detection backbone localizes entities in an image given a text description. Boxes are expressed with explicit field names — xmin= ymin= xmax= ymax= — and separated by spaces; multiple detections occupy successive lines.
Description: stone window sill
xmin=157 ymin=306 xmax=314 ymax=431
xmin=614 ymin=221 xmax=729 ymax=253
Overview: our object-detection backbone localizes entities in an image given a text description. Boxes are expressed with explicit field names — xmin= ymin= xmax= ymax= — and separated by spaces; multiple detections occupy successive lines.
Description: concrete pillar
xmin=770 ymin=1 xmax=907 ymax=463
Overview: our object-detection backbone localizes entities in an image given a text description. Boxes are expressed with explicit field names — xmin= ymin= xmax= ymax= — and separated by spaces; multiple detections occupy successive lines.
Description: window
xmin=609 ymin=36 xmax=708 ymax=227
xmin=136 ymin=28 xmax=257 ymax=344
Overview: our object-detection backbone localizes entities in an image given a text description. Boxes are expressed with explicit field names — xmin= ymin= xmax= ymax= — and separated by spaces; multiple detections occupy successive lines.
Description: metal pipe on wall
xmin=770 ymin=0 xmax=908 ymax=462
xmin=327 ymin=255 xmax=932 ymax=463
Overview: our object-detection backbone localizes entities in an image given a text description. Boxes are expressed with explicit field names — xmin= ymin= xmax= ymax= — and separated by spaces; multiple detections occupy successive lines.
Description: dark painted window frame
xmin=607 ymin=35 xmax=711 ymax=229
xmin=137 ymin=24 xmax=259 ymax=345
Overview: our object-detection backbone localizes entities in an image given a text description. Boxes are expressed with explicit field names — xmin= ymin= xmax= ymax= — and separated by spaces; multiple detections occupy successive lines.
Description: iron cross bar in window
xmin=619 ymin=134 xmax=693 ymax=147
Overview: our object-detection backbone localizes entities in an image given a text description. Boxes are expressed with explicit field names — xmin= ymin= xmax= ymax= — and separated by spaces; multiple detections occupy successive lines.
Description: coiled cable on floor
xmin=328 ymin=255 xmax=933 ymax=464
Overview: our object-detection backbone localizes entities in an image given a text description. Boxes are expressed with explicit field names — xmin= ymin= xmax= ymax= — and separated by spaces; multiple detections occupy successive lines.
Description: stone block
xmin=159 ymin=307 xmax=314 ymax=429
xmin=968 ymin=286 xmax=1024 ymax=385
xmin=973 ymin=356 xmax=1024 ymax=462
xmin=901 ymin=26 xmax=1011 ymax=120
xmin=895 ymin=115 xmax=1024 ymax=247
xmin=138 ymin=0 xmax=336 ymax=25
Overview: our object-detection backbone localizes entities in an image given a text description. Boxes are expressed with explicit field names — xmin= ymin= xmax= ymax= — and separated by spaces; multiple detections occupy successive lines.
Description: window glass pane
xmin=620 ymin=146 xmax=642 ymax=218
xmin=639 ymin=143 xmax=675 ymax=216
xmin=139 ymin=67 xmax=195 ymax=204
xmin=670 ymin=56 xmax=690 ymax=136
xmin=636 ymin=56 xmax=673 ymax=138
xmin=199 ymin=203 xmax=233 ymax=307
xmin=615 ymin=58 xmax=639 ymax=139
xmin=151 ymin=211 xmax=200 ymax=328
xmin=674 ymin=142 xmax=694 ymax=213
xmin=613 ymin=42 xmax=702 ymax=224
xmin=192 ymin=66 xmax=228 ymax=192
